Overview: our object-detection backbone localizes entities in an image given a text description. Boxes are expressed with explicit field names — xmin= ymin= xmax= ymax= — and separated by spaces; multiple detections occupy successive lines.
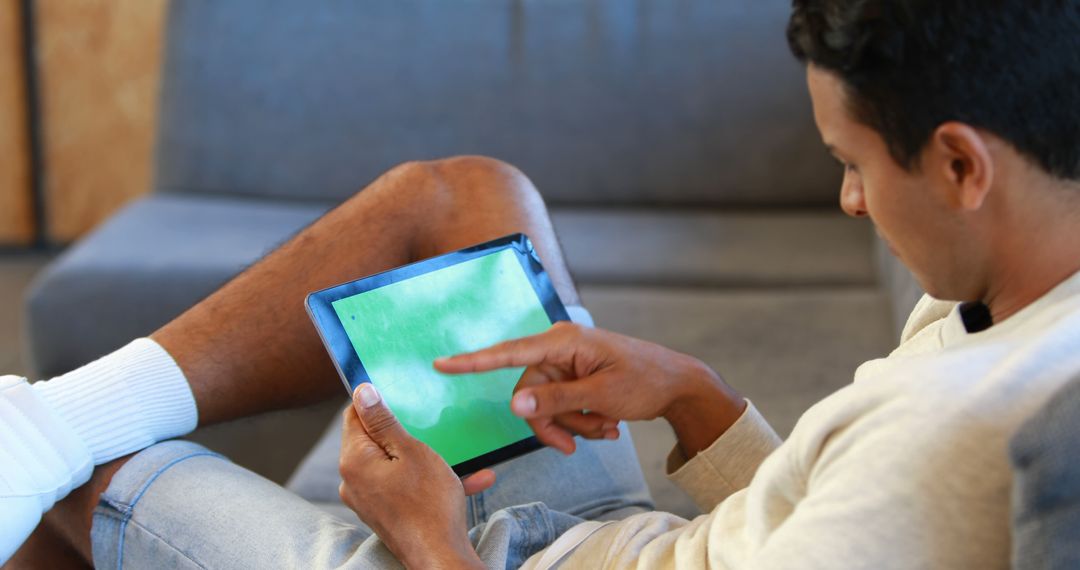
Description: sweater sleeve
xmin=742 ymin=386 xmax=1015 ymax=569
xmin=549 ymin=381 xmax=1014 ymax=569
xmin=665 ymin=400 xmax=781 ymax=512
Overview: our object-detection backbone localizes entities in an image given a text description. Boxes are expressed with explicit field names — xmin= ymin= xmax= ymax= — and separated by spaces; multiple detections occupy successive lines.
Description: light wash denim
xmin=91 ymin=306 xmax=654 ymax=568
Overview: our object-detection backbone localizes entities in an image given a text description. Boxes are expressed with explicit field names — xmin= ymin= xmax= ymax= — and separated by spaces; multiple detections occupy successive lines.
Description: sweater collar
xmin=941 ymin=268 xmax=1080 ymax=347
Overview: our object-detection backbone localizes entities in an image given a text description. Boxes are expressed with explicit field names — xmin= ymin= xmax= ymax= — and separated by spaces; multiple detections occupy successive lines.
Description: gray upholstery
xmin=1010 ymin=376 xmax=1080 ymax=569
xmin=24 ymin=1 xmax=895 ymax=518
xmin=25 ymin=194 xmax=873 ymax=378
xmin=28 ymin=0 xmax=855 ymax=379
xmin=555 ymin=209 xmax=874 ymax=287
xmin=26 ymin=196 xmax=328 ymax=377
xmin=156 ymin=0 xmax=838 ymax=206
xmin=875 ymin=237 xmax=924 ymax=336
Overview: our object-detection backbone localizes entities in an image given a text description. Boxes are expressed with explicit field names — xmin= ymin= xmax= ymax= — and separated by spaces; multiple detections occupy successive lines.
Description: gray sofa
xmin=1010 ymin=375 xmax=1080 ymax=569
xmin=27 ymin=0 xmax=906 ymax=519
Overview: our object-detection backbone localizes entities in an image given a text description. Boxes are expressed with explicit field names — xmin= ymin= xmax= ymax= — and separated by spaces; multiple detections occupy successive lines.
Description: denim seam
xmin=122 ymin=517 xmax=210 ymax=570
xmin=509 ymin=507 xmax=533 ymax=566
xmin=475 ymin=490 xmax=487 ymax=526
xmin=509 ymin=504 xmax=556 ymax=566
xmin=109 ymin=451 xmax=222 ymax=570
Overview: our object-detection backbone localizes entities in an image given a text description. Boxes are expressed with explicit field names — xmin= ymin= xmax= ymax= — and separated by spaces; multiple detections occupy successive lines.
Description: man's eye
xmin=844 ymin=163 xmax=858 ymax=174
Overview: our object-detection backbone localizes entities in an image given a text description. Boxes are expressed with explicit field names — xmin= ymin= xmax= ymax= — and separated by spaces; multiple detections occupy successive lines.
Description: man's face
xmin=806 ymin=65 xmax=972 ymax=300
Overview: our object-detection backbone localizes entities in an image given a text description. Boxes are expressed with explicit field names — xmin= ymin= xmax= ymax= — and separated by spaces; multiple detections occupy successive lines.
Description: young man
xmin=5 ymin=0 xmax=1080 ymax=567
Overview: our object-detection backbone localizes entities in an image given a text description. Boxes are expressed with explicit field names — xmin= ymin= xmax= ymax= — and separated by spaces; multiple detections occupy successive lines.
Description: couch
xmin=26 ymin=0 xmax=910 ymax=520
xmin=1010 ymin=375 xmax=1080 ymax=569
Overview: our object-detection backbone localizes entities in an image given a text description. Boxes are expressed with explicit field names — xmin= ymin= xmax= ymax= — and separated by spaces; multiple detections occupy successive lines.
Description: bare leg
xmin=157 ymin=155 xmax=579 ymax=424
xmin=18 ymin=156 xmax=581 ymax=565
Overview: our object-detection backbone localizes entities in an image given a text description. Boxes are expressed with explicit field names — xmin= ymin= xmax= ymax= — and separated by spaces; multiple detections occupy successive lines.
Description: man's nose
xmin=839 ymin=172 xmax=868 ymax=218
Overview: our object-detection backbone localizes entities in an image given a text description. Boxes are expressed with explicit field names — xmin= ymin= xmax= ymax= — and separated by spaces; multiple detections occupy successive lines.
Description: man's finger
xmin=511 ymin=378 xmax=601 ymax=419
xmin=528 ymin=417 xmax=577 ymax=455
xmin=352 ymin=383 xmax=411 ymax=450
xmin=462 ymin=470 xmax=497 ymax=496
xmin=340 ymin=403 xmax=392 ymax=476
xmin=434 ymin=324 xmax=574 ymax=373
xmin=553 ymin=411 xmax=619 ymax=440
xmin=433 ymin=336 xmax=551 ymax=373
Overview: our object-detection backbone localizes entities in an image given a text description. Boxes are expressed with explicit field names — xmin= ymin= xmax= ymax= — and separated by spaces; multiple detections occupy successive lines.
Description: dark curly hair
xmin=787 ymin=0 xmax=1080 ymax=180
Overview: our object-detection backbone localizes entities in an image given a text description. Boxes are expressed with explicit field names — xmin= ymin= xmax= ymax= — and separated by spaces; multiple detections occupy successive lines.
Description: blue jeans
xmin=90 ymin=308 xmax=653 ymax=568
xmin=91 ymin=429 xmax=649 ymax=568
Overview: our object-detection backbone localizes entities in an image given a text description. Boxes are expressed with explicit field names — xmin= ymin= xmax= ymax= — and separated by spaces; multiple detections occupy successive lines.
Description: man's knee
xmin=372 ymin=155 xmax=541 ymax=209
xmin=427 ymin=155 xmax=525 ymax=184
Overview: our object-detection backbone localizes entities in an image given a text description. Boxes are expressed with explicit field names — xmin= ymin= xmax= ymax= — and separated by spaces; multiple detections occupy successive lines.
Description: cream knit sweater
xmin=525 ymin=270 xmax=1080 ymax=569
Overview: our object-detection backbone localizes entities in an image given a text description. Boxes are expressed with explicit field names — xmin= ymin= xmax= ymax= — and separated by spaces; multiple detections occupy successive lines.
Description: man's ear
xmin=928 ymin=122 xmax=994 ymax=211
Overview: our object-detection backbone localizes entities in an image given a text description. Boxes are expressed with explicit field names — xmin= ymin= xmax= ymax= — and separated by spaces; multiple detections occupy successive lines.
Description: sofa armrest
xmin=1009 ymin=376 xmax=1080 ymax=569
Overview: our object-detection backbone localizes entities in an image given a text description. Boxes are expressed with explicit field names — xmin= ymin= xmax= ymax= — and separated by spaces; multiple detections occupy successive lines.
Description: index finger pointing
xmin=434 ymin=326 xmax=567 ymax=374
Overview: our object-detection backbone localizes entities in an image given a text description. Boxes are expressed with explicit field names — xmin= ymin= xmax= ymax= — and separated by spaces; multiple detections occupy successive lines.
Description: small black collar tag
xmin=959 ymin=301 xmax=994 ymax=333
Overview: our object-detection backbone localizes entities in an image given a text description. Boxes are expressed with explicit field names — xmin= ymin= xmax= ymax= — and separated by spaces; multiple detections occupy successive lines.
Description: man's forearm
xmin=663 ymin=358 xmax=747 ymax=460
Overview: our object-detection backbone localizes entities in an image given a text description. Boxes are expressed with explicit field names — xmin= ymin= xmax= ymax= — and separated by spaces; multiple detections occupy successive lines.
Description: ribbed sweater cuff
xmin=34 ymin=338 xmax=198 ymax=464
xmin=666 ymin=399 xmax=782 ymax=512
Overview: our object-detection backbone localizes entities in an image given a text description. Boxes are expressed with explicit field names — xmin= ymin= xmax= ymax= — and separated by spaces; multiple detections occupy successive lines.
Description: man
xmin=6 ymin=0 xmax=1080 ymax=566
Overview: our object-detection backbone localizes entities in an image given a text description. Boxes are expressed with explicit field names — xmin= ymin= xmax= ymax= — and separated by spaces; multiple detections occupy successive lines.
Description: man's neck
xmin=983 ymin=279 xmax=1057 ymax=325
xmin=981 ymin=185 xmax=1080 ymax=324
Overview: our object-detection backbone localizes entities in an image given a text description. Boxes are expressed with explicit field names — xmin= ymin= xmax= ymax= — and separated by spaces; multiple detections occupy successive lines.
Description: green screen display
xmin=330 ymin=249 xmax=552 ymax=466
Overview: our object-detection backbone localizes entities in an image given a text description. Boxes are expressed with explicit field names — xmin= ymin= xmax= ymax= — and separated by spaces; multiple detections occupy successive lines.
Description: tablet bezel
xmin=305 ymin=233 xmax=569 ymax=475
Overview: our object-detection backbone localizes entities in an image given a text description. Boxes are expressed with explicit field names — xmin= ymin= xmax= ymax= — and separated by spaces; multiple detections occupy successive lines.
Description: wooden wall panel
xmin=37 ymin=0 xmax=167 ymax=242
xmin=0 ymin=0 xmax=34 ymax=245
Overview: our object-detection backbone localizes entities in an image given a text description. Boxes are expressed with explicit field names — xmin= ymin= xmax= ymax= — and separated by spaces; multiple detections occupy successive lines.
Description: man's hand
xmin=435 ymin=322 xmax=747 ymax=458
xmin=339 ymin=383 xmax=490 ymax=570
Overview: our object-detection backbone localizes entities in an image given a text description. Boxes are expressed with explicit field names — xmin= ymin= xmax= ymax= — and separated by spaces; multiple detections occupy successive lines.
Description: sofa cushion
xmin=555 ymin=209 xmax=874 ymax=288
xmin=26 ymin=195 xmax=875 ymax=378
xmin=1010 ymin=376 xmax=1080 ymax=569
xmin=25 ymin=195 xmax=329 ymax=378
xmin=156 ymin=0 xmax=838 ymax=207
xmin=874 ymin=237 xmax=925 ymax=338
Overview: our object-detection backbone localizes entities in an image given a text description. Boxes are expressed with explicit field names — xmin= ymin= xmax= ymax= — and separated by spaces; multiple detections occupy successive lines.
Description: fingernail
xmin=605 ymin=429 xmax=619 ymax=440
xmin=512 ymin=393 xmax=537 ymax=415
xmin=357 ymin=383 xmax=381 ymax=408
xmin=434 ymin=357 xmax=450 ymax=365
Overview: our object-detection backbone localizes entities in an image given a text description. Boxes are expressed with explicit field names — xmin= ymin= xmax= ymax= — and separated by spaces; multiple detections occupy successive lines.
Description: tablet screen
xmin=327 ymin=247 xmax=552 ymax=467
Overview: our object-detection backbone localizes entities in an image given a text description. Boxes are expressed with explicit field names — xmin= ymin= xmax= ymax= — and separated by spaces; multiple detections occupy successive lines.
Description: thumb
xmin=352 ymin=383 xmax=411 ymax=448
xmin=512 ymin=379 xmax=598 ymax=418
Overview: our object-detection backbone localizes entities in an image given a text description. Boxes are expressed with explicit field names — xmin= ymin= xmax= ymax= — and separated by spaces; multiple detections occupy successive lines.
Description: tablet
xmin=305 ymin=233 xmax=570 ymax=475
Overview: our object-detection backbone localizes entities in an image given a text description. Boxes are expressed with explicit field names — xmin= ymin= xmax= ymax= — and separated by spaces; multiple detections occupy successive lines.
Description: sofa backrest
xmin=1010 ymin=374 xmax=1080 ymax=569
xmin=154 ymin=0 xmax=839 ymax=207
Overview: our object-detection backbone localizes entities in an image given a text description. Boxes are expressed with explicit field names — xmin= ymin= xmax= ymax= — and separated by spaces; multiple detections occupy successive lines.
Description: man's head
xmin=786 ymin=0 xmax=1080 ymax=304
